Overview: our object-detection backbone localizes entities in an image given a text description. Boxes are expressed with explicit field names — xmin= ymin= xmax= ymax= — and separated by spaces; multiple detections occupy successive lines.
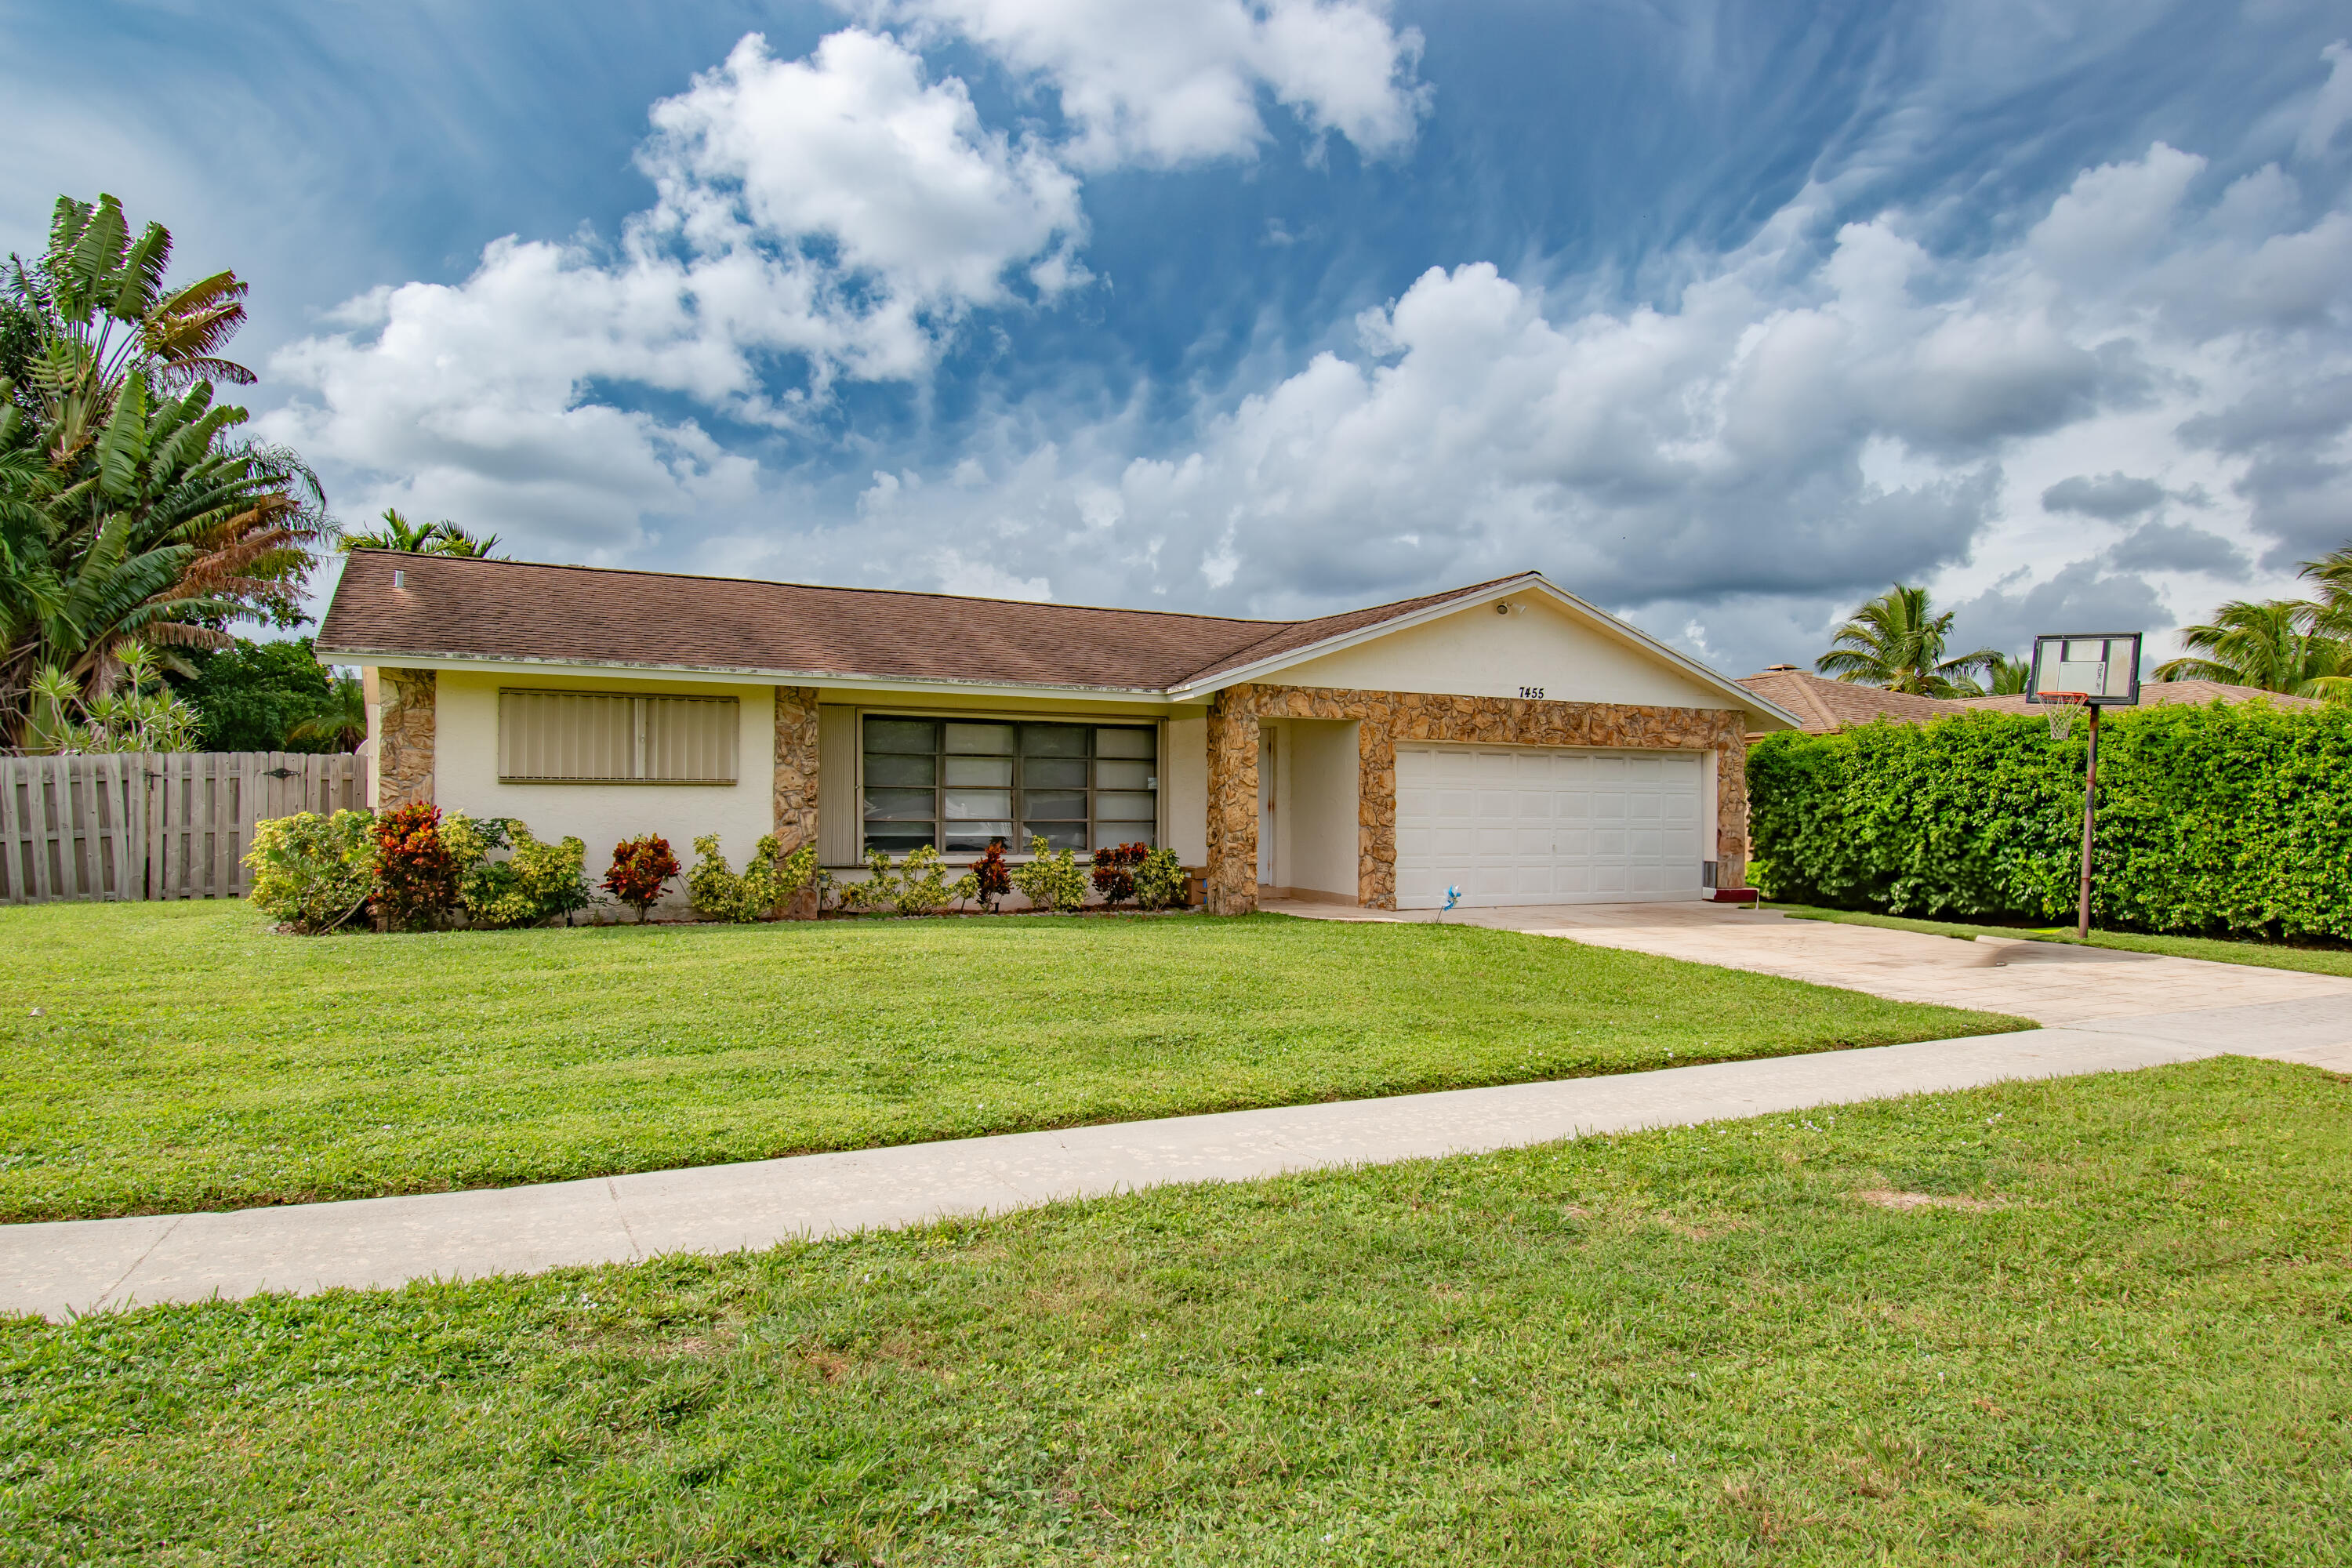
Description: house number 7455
xmin=1517 ymin=686 xmax=1546 ymax=699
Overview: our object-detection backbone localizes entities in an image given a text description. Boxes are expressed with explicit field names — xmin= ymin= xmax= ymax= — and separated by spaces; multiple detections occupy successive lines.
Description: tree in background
xmin=1979 ymin=652 xmax=2033 ymax=695
xmin=1 ymin=194 xmax=331 ymax=745
xmin=171 ymin=636 xmax=357 ymax=752
xmin=1816 ymin=585 xmax=2001 ymax=696
xmin=341 ymin=508 xmax=502 ymax=558
xmin=2303 ymin=543 xmax=2350 ymax=640
xmin=2149 ymin=541 xmax=2350 ymax=701
xmin=289 ymin=670 xmax=366 ymax=751
xmin=2154 ymin=598 xmax=2350 ymax=699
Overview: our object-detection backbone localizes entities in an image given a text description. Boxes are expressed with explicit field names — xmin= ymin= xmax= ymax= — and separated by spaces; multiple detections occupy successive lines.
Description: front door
xmin=1257 ymin=729 xmax=1276 ymax=887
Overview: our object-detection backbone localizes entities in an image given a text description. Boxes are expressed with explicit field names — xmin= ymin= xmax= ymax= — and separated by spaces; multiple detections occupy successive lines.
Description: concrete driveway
xmin=1262 ymin=898 xmax=2352 ymax=1069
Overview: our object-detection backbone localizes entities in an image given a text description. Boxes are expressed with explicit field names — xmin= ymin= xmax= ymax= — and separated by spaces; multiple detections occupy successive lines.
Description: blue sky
xmin=6 ymin=0 xmax=2350 ymax=674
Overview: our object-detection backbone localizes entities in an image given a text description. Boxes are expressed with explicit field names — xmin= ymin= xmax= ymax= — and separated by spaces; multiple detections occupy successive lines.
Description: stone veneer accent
xmin=376 ymin=668 xmax=437 ymax=811
xmin=1204 ymin=683 xmax=1749 ymax=916
xmin=772 ymin=685 xmax=822 ymax=916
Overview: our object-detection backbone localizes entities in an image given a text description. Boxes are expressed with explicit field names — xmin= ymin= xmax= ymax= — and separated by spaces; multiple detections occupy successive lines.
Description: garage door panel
xmin=1394 ymin=743 xmax=1706 ymax=909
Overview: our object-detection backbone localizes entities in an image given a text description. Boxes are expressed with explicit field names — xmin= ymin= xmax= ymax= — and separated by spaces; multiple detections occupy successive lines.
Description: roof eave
xmin=314 ymin=647 xmax=1201 ymax=705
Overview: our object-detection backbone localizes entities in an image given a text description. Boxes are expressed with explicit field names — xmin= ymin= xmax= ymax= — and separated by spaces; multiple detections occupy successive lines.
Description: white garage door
xmin=1394 ymin=745 xmax=1706 ymax=908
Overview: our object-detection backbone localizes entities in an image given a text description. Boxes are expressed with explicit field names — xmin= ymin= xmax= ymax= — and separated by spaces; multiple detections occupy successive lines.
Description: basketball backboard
xmin=2027 ymin=633 xmax=2142 ymax=706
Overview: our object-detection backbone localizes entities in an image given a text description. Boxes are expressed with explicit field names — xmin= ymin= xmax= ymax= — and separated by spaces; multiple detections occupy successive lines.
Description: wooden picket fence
xmin=0 ymin=751 xmax=363 ymax=905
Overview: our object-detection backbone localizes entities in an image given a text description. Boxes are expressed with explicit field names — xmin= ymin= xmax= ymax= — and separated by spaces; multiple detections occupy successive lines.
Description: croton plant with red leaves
xmin=372 ymin=802 xmax=458 ymax=931
xmin=603 ymin=834 xmax=682 ymax=922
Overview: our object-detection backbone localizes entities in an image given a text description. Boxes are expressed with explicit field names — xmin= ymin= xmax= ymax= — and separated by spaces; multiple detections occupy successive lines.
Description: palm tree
xmin=2152 ymin=598 xmax=2351 ymax=698
xmin=341 ymin=507 xmax=502 ymax=558
xmin=1980 ymin=652 xmax=2032 ymax=695
xmin=2302 ymin=542 xmax=2351 ymax=639
xmin=289 ymin=669 xmax=367 ymax=751
xmin=1817 ymin=585 xmax=2001 ymax=696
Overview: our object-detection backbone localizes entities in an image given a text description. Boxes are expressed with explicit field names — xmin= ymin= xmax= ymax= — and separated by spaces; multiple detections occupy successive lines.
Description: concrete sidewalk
xmin=9 ymin=996 xmax=2348 ymax=1321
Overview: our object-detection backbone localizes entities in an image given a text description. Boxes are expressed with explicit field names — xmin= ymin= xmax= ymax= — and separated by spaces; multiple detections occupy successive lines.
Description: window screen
xmin=862 ymin=718 xmax=1156 ymax=855
xmin=499 ymin=691 xmax=739 ymax=782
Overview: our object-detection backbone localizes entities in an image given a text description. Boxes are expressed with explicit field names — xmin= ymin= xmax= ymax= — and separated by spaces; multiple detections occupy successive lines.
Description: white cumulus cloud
xmin=262 ymin=28 xmax=1084 ymax=555
xmin=866 ymin=0 xmax=1428 ymax=166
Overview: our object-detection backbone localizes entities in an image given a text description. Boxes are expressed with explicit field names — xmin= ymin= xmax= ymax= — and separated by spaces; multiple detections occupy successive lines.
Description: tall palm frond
xmin=2153 ymin=598 xmax=2352 ymax=699
xmin=1817 ymin=585 xmax=2001 ymax=696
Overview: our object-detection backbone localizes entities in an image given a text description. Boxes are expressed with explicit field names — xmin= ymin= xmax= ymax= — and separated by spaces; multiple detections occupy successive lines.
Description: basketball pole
xmin=2075 ymin=703 xmax=2100 ymax=939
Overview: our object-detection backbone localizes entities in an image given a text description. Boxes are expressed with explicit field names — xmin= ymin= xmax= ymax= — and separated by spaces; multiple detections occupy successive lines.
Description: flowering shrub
xmin=1090 ymin=841 xmax=1147 ymax=906
xmin=603 ymin=834 xmax=681 ymax=922
xmin=1012 ymin=834 xmax=1089 ymax=913
xmin=372 ymin=803 xmax=458 ymax=931
xmin=965 ymin=841 xmax=1012 ymax=912
xmin=245 ymin=810 xmax=376 ymax=932
xmin=1134 ymin=846 xmax=1190 ymax=911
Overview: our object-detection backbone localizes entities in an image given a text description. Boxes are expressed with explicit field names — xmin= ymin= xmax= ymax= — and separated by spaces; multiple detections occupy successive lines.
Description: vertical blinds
xmin=499 ymin=691 xmax=739 ymax=782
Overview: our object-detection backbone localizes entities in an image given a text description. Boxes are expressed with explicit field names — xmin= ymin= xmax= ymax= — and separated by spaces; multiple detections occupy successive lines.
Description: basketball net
xmin=2042 ymin=691 xmax=2089 ymax=740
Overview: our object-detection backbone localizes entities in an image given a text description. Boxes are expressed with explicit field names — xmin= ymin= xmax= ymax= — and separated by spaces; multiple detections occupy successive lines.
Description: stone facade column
xmin=376 ymin=668 xmax=436 ymax=812
xmin=1356 ymin=710 xmax=1398 ymax=909
xmin=1715 ymin=732 xmax=1749 ymax=889
xmin=772 ymin=685 xmax=822 ymax=917
xmin=1203 ymin=688 xmax=1260 ymax=915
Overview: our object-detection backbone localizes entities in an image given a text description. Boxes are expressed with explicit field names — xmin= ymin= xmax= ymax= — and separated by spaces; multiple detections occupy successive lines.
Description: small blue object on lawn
xmin=1438 ymin=884 xmax=1461 ymax=922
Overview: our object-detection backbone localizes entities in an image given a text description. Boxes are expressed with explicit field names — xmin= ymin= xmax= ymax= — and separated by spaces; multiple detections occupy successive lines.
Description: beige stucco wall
xmin=1276 ymin=597 xmax=1728 ymax=710
xmin=1281 ymin=717 xmax=1359 ymax=902
xmin=1165 ymin=714 xmax=1209 ymax=866
xmin=433 ymin=670 xmax=776 ymax=909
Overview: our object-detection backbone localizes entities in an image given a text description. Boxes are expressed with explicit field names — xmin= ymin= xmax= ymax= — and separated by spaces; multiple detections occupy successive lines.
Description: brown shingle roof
xmin=315 ymin=551 xmax=1517 ymax=692
xmin=1734 ymin=668 xmax=1957 ymax=734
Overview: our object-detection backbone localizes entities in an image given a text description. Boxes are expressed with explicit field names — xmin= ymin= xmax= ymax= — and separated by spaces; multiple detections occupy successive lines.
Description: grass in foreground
xmin=1769 ymin=902 xmax=2352 ymax=978
xmin=5 ymin=1057 xmax=2347 ymax=1565
xmin=0 ymin=902 xmax=2023 ymax=1223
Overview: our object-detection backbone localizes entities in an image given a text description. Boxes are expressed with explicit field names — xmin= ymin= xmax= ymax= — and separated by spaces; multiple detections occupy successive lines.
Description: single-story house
xmin=1737 ymin=664 xmax=2325 ymax=735
xmin=316 ymin=552 xmax=1801 ymax=913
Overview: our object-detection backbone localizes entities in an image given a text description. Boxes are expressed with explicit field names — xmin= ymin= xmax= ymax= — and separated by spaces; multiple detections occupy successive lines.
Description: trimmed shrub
xmin=686 ymin=834 xmax=746 ymax=920
xmin=1134 ymin=846 xmax=1189 ymax=911
xmin=372 ymin=804 xmax=459 ymax=931
xmin=894 ymin=844 xmax=952 ymax=915
xmin=1013 ymin=834 xmax=1089 ymax=913
xmin=460 ymin=823 xmax=591 ymax=928
xmin=1748 ymin=702 xmax=2352 ymax=939
xmin=603 ymin=835 xmax=681 ymax=922
xmin=691 ymin=834 xmax=822 ymax=921
xmin=245 ymin=811 xmax=376 ymax=932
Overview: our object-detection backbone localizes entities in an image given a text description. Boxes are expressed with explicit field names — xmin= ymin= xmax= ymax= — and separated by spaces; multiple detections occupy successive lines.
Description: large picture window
xmin=499 ymin=691 xmax=739 ymax=782
xmin=862 ymin=717 xmax=1157 ymax=855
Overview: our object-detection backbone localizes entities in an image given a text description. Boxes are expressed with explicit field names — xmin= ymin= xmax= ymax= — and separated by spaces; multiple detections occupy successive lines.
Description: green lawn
xmin=0 ymin=902 xmax=2023 ymax=1224
xmin=1768 ymin=902 xmax=2352 ymax=978
xmin=5 ymin=1058 xmax=2347 ymax=1564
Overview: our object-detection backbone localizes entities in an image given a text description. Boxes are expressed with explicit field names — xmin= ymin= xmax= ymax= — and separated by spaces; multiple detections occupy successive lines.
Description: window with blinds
xmin=499 ymin=691 xmax=739 ymax=782
xmin=862 ymin=717 xmax=1156 ymax=855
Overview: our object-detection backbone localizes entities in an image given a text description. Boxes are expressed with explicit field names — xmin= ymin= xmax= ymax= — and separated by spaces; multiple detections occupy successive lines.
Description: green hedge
xmin=1747 ymin=702 xmax=2352 ymax=939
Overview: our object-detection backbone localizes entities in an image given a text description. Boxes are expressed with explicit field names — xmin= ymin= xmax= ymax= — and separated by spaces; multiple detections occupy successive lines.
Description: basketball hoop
xmin=2041 ymin=691 xmax=2089 ymax=740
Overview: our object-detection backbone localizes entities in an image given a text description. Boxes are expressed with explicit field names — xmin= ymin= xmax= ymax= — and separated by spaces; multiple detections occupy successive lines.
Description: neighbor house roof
xmin=1734 ymin=667 xmax=1957 ymax=734
xmin=1951 ymin=681 xmax=2326 ymax=714
xmin=1734 ymin=666 xmax=2328 ymax=735
xmin=318 ymin=551 xmax=1520 ymax=694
